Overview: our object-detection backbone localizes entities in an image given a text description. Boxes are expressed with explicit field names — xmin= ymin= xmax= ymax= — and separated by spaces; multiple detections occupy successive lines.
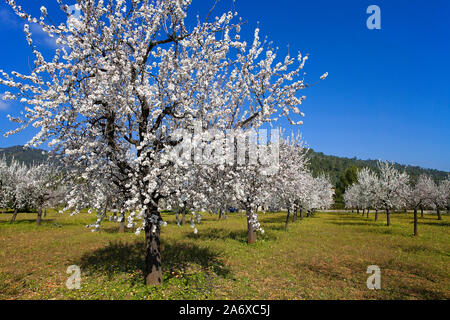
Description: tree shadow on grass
xmin=77 ymin=239 xmax=231 ymax=283
xmin=393 ymin=284 xmax=448 ymax=300
xmin=419 ymin=221 xmax=450 ymax=227
xmin=396 ymin=244 xmax=449 ymax=257
xmin=0 ymin=218 xmax=55 ymax=225
xmin=329 ymin=221 xmax=387 ymax=227
xmin=259 ymin=215 xmax=285 ymax=224
xmin=185 ymin=227 xmax=248 ymax=243
xmin=259 ymin=214 xmax=316 ymax=224
xmin=186 ymin=227 xmax=278 ymax=243
xmin=101 ymin=226 xmax=137 ymax=234
xmin=265 ymin=224 xmax=287 ymax=232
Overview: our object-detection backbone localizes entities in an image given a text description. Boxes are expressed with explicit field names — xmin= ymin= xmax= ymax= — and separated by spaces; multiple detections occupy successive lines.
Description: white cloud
xmin=0 ymin=8 xmax=20 ymax=29
xmin=0 ymin=101 xmax=9 ymax=111
xmin=0 ymin=11 xmax=59 ymax=49
xmin=30 ymin=23 xmax=58 ymax=49
xmin=0 ymin=94 xmax=10 ymax=111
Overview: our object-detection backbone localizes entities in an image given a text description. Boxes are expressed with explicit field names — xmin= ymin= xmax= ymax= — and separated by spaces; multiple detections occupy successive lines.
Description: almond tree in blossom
xmin=3 ymin=159 xmax=29 ymax=222
xmin=311 ymin=174 xmax=334 ymax=212
xmin=28 ymin=162 xmax=61 ymax=226
xmin=343 ymin=183 xmax=361 ymax=213
xmin=232 ymin=159 xmax=270 ymax=244
xmin=0 ymin=157 xmax=11 ymax=214
xmin=406 ymin=174 xmax=435 ymax=236
xmin=271 ymin=134 xmax=309 ymax=231
xmin=355 ymin=167 xmax=379 ymax=218
xmin=0 ymin=0 xmax=326 ymax=285
xmin=374 ymin=161 xmax=409 ymax=226
xmin=441 ymin=177 xmax=450 ymax=214
xmin=428 ymin=177 xmax=449 ymax=220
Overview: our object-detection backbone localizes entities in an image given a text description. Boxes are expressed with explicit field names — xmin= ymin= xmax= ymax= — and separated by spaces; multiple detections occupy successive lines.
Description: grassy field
xmin=0 ymin=209 xmax=448 ymax=300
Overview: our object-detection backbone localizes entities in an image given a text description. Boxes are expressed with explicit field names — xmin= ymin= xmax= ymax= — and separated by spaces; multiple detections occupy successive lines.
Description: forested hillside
xmin=306 ymin=149 xmax=449 ymax=208
xmin=307 ymin=149 xmax=448 ymax=185
xmin=0 ymin=146 xmax=49 ymax=166
xmin=0 ymin=145 xmax=448 ymax=186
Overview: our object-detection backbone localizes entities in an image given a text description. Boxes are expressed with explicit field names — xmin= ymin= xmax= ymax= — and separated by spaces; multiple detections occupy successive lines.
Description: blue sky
xmin=0 ymin=0 xmax=449 ymax=171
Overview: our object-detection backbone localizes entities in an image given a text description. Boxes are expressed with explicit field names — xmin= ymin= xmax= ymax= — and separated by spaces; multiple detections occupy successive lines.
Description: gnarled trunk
xmin=10 ymin=208 xmax=18 ymax=223
xmin=285 ymin=207 xmax=290 ymax=231
xmin=299 ymin=208 xmax=303 ymax=219
xmin=144 ymin=206 xmax=162 ymax=286
xmin=36 ymin=207 xmax=42 ymax=226
xmin=366 ymin=209 xmax=369 ymax=218
xmin=293 ymin=207 xmax=298 ymax=223
xmin=181 ymin=209 xmax=186 ymax=225
xmin=246 ymin=207 xmax=257 ymax=244
xmin=413 ymin=207 xmax=418 ymax=237
xmin=362 ymin=208 xmax=365 ymax=216
xmin=436 ymin=207 xmax=442 ymax=220
xmin=119 ymin=213 xmax=126 ymax=233
xmin=386 ymin=208 xmax=391 ymax=226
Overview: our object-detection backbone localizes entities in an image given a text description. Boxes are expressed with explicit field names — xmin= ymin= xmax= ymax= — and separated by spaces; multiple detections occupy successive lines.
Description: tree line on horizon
xmin=307 ymin=150 xmax=448 ymax=208
xmin=0 ymin=145 xmax=447 ymax=210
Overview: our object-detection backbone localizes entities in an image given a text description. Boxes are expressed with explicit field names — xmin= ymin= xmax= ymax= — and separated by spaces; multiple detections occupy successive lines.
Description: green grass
xmin=0 ymin=209 xmax=448 ymax=300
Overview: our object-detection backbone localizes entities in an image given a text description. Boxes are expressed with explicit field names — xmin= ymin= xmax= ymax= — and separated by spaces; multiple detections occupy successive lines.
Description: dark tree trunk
xmin=306 ymin=210 xmax=310 ymax=218
xmin=43 ymin=208 xmax=47 ymax=217
xmin=386 ymin=208 xmax=391 ymax=226
xmin=413 ymin=207 xmax=418 ymax=237
xmin=366 ymin=209 xmax=369 ymax=218
xmin=300 ymin=208 xmax=303 ymax=219
xmin=285 ymin=207 xmax=290 ymax=231
xmin=420 ymin=207 xmax=424 ymax=218
xmin=436 ymin=207 xmax=442 ymax=220
xmin=218 ymin=208 xmax=223 ymax=220
xmin=96 ymin=207 xmax=107 ymax=232
xmin=10 ymin=208 xmax=18 ymax=223
xmin=36 ymin=207 xmax=42 ymax=226
xmin=246 ymin=207 xmax=257 ymax=244
xmin=293 ymin=207 xmax=298 ymax=223
xmin=144 ymin=206 xmax=162 ymax=286
xmin=357 ymin=208 xmax=359 ymax=214
xmin=181 ymin=209 xmax=186 ymax=225
xmin=119 ymin=213 xmax=126 ymax=233
xmin=375 ymin=209 xmax=378 ymax=221
xmin=362 ymin=208 xmax=365 ymax=216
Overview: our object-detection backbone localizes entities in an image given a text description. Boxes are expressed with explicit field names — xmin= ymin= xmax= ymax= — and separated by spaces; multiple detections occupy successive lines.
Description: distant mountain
xmin=306 ymin=149 xmax=449 ymax=185
xmin=0 ymin=145 xmax=49 ymax=166
xmin=0 ymin=145 xmax=448 ymax=185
